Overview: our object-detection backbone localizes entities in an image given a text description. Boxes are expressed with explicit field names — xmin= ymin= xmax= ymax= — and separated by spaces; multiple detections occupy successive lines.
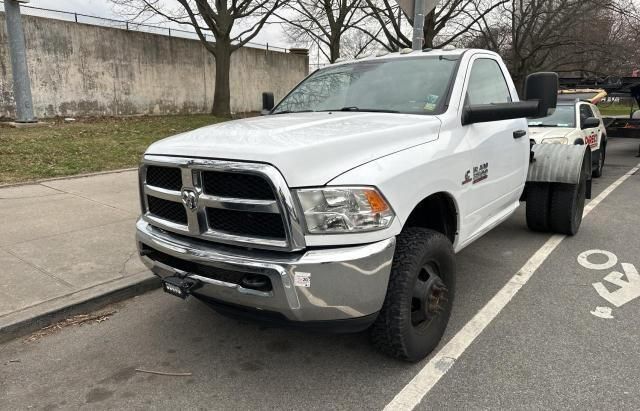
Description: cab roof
xmin=326 ymin=47 xmax=495 ymax=68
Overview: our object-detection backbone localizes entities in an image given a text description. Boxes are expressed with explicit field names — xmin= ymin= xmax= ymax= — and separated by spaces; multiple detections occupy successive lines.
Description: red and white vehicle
xmin=528 ymin=95 xmax=607 ymax=177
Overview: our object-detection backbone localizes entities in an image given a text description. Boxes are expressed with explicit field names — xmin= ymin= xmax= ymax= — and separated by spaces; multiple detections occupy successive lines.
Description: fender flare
xmin=527 ymin=144 xmax=592 ymax=185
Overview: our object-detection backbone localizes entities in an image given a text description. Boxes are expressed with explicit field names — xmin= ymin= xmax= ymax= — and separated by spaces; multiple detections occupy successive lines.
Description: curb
xmin=0 ymin=167 xmax=138 ymax=189
xmin=0 ymin=272 xmax=161 ymax=344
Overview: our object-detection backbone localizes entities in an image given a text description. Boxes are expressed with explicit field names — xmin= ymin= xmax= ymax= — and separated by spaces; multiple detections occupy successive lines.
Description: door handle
xmin=513 ymin=130 xmax=527 ymax=139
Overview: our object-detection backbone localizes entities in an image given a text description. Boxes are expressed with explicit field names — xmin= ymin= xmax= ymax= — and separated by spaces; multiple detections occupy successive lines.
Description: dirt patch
xmin=24 ymin=310 xmax=117 ymax=343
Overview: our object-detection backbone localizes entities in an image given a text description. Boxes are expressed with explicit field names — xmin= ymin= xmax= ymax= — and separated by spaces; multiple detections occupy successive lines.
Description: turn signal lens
xmin=364 ymin=190 xmax=390 ymax=213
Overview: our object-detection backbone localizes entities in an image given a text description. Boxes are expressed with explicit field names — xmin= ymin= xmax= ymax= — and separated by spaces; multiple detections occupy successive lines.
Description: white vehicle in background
xmin=528 ymin=95 xmax=607 ymax=177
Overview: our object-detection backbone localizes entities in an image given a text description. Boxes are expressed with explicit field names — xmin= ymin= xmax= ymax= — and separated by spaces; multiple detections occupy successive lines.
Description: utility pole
xmin=397 ymin=0 xmax=438 ymax=51
xmin=5 ymin=0 xmax=36 ymax=123
xmin=411 ymin=0 xmax=425 ymax=50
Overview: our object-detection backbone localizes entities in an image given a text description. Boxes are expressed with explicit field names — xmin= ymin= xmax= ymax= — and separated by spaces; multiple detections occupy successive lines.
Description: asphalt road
xmin=1 ymin=138 xmax=639 ymax=410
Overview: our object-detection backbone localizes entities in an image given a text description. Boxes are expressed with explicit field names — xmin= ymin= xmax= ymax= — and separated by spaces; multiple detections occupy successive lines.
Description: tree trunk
xmin=423 ymin=11 xmax=436 ymax=48
xmin=212 ymin=40 xmax=232 ymax=117
xmin=329 ymin=39 xmax=341 ymax=63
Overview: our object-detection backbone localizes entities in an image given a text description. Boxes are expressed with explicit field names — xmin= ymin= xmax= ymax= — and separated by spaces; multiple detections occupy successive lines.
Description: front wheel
xmin=370 ymin=228 xmax=455 ymax=362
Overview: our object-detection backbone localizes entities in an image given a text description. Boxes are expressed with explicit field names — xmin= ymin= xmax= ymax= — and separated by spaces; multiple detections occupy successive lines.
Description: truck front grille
xmin=206 ymin=208 xmax=286 ymax=239
xmin=146 ymin=166 xmax=182 ymax=191
xmin=140 ymin=156 xmax=304 ymax=251
xmin=147 ymin=196 xmax=188 ymax=225
xmin=202 ymin=170 xmax=275 ymax=200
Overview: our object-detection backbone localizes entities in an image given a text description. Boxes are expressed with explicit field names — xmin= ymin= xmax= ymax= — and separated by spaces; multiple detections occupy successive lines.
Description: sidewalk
xmin=0 ymin=170 xmax=158 ymax=342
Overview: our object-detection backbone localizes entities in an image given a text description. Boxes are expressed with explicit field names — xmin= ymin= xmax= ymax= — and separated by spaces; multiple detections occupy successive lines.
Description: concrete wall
xmin=0 ymin=14 xmax=308 ymax=119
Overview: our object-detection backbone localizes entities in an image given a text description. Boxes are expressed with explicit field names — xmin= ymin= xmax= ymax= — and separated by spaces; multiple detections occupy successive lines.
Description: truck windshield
xmin=528 ymin=104 xmax=576 ymax=128
xmin=272 ymin=56 xmax=460 ymax=115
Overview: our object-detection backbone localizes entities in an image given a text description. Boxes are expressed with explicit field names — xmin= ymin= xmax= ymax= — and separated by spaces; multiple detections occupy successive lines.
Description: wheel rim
xmin=411 ymin=262 xmax=449 ymax=330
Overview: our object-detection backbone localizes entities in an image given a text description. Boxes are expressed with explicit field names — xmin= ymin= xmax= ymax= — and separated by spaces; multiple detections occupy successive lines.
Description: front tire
xmin=592 ymin=147 xmax=605 ymax=178
xmin=371 ymin=228 xmax=455 ymax=362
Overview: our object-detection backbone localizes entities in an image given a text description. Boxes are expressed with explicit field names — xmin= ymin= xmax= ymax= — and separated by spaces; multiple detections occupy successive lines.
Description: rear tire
xmin=526 ymin=183 xmax=551 ymax=232
xmin=371 ymin=228 xmax=455 ymax=362
xmin=549 ymin=158 xmax=589 ymax=235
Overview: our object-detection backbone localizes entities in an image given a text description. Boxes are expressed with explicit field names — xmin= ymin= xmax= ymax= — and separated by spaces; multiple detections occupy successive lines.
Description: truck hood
xmin=528 ymin=127 xmax=575 ymax=143
xmin=146 ymin=112 xmax=441 ymax=187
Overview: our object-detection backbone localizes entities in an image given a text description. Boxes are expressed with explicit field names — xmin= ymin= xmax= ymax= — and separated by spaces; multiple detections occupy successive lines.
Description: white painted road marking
xmin=577 ymin=249 xmax=618 ymax=270
xmin=591 ymin=306 xmax=614 ymax=319
xmin=578 ymin=249 xmax=640 ymax=317
xmin=593 ymin=262 xmax=640 ymax=308
xmin=384 ymin=163 xmax=640 ymax=411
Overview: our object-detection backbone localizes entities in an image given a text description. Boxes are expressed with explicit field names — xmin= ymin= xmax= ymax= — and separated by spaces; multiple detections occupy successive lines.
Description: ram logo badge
xmin=181 ymin=189 xmax=198 ymax=210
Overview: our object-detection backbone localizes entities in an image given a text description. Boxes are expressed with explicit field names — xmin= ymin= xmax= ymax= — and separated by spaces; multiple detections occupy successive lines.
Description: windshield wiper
xmin=325 ymin=107 xmax=401 ymax=113
xmin=271 ymin=110 xmax=315 ymax=115
xmin=529 ymin=124 xmax=559 ymax=127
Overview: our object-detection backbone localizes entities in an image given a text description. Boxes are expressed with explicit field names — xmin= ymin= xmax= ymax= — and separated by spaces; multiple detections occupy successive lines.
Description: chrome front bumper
xmin=136 ymin=219 xmax=396 ymax=322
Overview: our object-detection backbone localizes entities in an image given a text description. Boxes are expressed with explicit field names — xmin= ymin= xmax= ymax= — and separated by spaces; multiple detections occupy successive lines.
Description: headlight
xmin=296 ymin=187 xmax=395 ymax=234
xmin=542 ymin=137 xmax=568 ymax=144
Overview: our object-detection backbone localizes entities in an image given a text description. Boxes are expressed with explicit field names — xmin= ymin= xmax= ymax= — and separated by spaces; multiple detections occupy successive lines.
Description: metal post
xmin=74 ymin=13 xmax=78 ymax=23
xmin=412 ymin=0 xmax=425 ymax=50
xmin=5 ymin=0 xmax=36 ymax=122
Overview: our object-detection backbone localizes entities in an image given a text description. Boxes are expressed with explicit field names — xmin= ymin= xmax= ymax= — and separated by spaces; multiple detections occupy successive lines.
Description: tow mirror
xmin=523 ymin=72 xmax=558 ymax=118
xmin=462 ymin=72 xmax=559 ymax=125
xmin=581 ymin=117 xmax=600 ymax=129
xmin=262 ymin=92 xmax=275 ymax=115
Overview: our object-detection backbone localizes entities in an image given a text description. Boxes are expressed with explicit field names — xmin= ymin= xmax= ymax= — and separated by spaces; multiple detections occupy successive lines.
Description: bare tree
xmin=280 ymin=0 xmax=368 ymax=63
xmin=473 ymin=0 xmax=640 ymax=88
xmin=112 ymin=0 xmax=286 ymax=116
xmin=362 ymin=0 xmax=507 ymax=50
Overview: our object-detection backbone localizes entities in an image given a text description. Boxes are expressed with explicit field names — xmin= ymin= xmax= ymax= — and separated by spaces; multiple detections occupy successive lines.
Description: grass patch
xmin=599 ymin=104 xmax=636 ymax=117
xmin=0 ymin=115 xmax=226 ymax=184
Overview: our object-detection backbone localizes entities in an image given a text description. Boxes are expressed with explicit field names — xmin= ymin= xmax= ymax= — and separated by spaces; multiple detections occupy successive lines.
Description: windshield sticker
xmin=424 ymin=94 xmax=439 ymax=111
xmin=557 ymin=123 xmax=570 ymax=127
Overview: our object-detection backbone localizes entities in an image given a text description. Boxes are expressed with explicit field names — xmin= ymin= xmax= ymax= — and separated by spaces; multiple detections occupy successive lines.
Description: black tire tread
xmin=549 ymin=184 xmax=579 ymax=235
xmin=526 ymin=183 xmax=551 ymax=232
xmin=592 ymin=150 xmax=603 ymax=178
xmin=549 ymin=153 xmax=588 ymax=235
xmin=370 ymin=227 xmax=454 ymax=362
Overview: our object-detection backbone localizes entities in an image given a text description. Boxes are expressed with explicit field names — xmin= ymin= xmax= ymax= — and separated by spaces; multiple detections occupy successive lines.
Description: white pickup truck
xmin=136 ymin=48 xmax=592 ymax=361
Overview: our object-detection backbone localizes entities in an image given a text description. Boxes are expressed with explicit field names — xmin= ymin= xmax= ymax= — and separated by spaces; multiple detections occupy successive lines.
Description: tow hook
xmin=162 ymin=276 xmax=202 ymax=299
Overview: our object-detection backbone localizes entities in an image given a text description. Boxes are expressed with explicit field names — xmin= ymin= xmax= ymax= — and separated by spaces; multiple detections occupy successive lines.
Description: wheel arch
xmin=402 ymin=192 xmax=459 ymax=244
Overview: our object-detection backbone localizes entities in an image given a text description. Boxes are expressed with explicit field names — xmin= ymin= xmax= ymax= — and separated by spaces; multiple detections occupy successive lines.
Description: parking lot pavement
xmin=1 ymin=138 xmax=639 ymax=410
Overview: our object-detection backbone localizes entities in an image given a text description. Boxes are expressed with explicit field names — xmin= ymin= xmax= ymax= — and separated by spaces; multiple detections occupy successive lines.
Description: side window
xmin=580 ymin=104 xmax=594 ymax=120
xmin=465 ymin=59 xmax=512 ymax=106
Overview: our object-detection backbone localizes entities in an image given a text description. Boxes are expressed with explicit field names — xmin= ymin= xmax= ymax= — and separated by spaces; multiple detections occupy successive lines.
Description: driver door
xmin=460 ymin=56 xmax=529 ymax=238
